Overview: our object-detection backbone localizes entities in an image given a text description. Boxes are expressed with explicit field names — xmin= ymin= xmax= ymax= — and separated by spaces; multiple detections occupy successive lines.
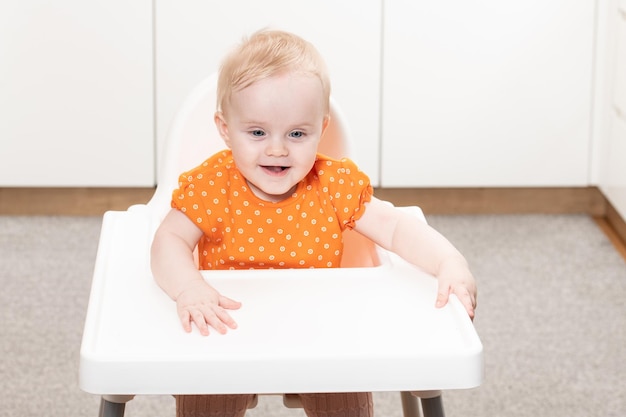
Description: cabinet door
xmin=614 ymin=1 xmax=626 ymax=118
xmin=605 ymin=118 xmax=626 ymax=219
xmin=601 ymin=1 xmax=626 ymax=219
xmin=155 ymin=0 xmax=381 ymax=185
xmin=381 ymin=0 xmax=595 ymax=187
xmin=0 ymin=0 xmax=153 ymax=186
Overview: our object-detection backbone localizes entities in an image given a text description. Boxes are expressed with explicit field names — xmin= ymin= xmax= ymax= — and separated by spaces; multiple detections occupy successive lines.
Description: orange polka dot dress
xmin=172 ymin=150 xmax=373 ymax=270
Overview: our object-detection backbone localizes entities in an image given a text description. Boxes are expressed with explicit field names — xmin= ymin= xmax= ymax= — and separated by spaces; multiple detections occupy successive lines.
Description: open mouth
xmin=262 ymin=165 xmax=289 ymax=174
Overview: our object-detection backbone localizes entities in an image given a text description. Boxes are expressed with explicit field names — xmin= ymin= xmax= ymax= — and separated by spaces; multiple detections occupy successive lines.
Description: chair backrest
xmin=149 ymin=72 xmax=377 ymax=267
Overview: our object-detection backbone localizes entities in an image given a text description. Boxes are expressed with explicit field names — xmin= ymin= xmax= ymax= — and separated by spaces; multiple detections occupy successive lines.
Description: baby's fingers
xmin=218 ymin=294 xmax=242 ymax=311
xmin=435 ymin=281 xmax=451 ymax=309
xmin=179 ymin=307 xmax=222 ymax=336
xmin=435 ymin=282 xmax=476 ymax=320
xmin=454 ymin=287 xmax=476 ymax=320
xmin=215 ymin=306 xmax=238 ymax=330
xmin=194 ymin=305 xmax=232 ymax=335
xmin=179 ymin=309 xmax=210 ymax=335
xmin=179 ymin=310 xmax=193 ymax=333
xmin=186 ymin=309 xmax=212 ymax=336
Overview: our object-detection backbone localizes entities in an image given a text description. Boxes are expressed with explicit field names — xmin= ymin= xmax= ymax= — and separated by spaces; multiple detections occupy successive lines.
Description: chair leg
xmin=98 ymin=398 xmax=126 ymax=417
xmin=400 ymin=391 xmax=421 ymax=417
xmin=420 ymin=395 xmax=445 ymax=417
xmin=98 ymin=395 xmax=134 ymax=417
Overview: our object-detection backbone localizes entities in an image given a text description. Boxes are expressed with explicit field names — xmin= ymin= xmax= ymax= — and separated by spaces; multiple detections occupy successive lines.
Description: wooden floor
xmin=2 ymin=186 xmax=625 ymax=261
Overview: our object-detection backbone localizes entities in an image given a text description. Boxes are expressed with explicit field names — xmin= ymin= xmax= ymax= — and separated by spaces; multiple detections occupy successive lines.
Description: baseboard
xmin=604 ymin=202 xmax=626 ymax=258
xmin=373 ymin=187 xmax=607 ymax=216
xmin=1 ymin=185 xmax=607 ymax=215
xmin=0 ymin=187 xmax=155 ymax=216
xmin=1 ymin=186 xmax=625 ymax=252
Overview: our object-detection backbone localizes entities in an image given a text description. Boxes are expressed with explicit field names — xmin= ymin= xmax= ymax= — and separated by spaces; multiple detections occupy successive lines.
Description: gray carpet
xmin=1 ymin=214 xmax=625 ymax=416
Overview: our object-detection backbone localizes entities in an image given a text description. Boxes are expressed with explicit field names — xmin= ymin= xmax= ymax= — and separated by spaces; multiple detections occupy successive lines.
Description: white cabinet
xmin=605 ymin=118 xmax=626 ymax=217
xmin=155 ymin=0 xmax=381 ymax=185
xmin=599 ymin=0 xmax=626 ymax=219
xmin=614 ymin=2 xmax=626 ymax=117
xmin=2 ymin=1 xmax=620 ymax=193
xmin=381 ymin=0 xmax=595 ymax=187
xmin=0 ymin=0 xmax=154 ymax=186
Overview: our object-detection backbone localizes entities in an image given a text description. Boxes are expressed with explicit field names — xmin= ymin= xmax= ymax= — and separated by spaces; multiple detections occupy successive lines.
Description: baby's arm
xmin=151 ymin=209 xmax=241 ymax=335
xmin=354 ymin=197 xmax=476 ymax=319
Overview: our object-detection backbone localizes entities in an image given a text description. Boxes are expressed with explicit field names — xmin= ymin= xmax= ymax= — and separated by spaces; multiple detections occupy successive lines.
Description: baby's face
xmin=217 ymin=72 xmax=328 ymax=202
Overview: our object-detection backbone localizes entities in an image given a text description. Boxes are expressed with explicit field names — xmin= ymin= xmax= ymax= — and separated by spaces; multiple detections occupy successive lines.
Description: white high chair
xmin=79 ymin=73 xmax=483 ymax=417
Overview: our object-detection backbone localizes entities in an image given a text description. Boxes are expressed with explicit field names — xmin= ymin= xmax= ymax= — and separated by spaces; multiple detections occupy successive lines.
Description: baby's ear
xmin=214 ymin=111 xmax=230 ymax=146
xmin=321 ymin=114 xmax=330 ymax=135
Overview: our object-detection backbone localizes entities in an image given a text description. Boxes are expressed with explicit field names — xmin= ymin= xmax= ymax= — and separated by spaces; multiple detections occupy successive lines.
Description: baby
xmin=151 ymin=29 xmax=476 ymax=417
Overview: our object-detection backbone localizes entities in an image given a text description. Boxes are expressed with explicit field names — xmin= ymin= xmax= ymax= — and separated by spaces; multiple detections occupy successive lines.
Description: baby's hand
xmin=434 ymin=259 xmax=477 ymax=320
xmin=175 ymin=281 xmax=242 ymax=336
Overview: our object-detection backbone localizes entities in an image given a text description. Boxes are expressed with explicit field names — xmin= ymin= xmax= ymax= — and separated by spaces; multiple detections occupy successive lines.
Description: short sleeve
xmin=315 ymin=156 xmax=373 ymax=230
xmin=170 ymin=151 xmax=232 ymax=234
xmin=171 ymin=166 xmax=210 ymax=227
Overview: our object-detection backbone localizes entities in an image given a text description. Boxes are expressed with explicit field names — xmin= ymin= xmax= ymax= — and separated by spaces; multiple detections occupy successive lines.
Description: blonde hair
xmin=216 ymin=30 xmax=331 ymax=114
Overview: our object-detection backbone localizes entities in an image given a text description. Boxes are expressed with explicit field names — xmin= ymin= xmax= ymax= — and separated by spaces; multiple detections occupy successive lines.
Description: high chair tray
xmin=80 ymin=206 xmax=483 ymax=395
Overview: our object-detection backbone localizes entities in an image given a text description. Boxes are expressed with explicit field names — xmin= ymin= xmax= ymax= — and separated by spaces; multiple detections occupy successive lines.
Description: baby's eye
xmin=250 ymin=129 xmax=265 ymax=137
xmin=289 ymin=131 xmax=304 ymax=139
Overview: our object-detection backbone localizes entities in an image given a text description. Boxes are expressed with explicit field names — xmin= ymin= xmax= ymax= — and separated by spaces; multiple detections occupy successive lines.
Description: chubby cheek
xmin=304 ymin=142 xmax=321 ymax=164
xmin=304 ymin=151 xmax=318 ymax=169
xmin=233 ymin=152 xmax=259 ymax=172
xmin=230 ymin=140 xmax=259 ymax=160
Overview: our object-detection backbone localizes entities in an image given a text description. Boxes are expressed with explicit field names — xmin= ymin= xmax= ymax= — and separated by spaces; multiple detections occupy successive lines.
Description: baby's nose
xmin=265 ymin=137 xmax=288 ymax=156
